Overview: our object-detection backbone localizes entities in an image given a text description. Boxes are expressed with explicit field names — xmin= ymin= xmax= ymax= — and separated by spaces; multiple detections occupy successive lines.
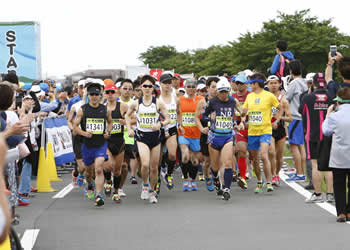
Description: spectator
xmin=285 ymin=60 xmax=308 ymax=182
xmin=300 ymin=73 xmax=333 ymax=203
xmin=0 ymin=135 xmax=10 ymax=244
xmin=270 ymin=40 xmax=294 ymax=77
xmin=326 ymin=52 xmax=350 ymax=99
xmin=322 ymin=87 xmax=350 ymax=222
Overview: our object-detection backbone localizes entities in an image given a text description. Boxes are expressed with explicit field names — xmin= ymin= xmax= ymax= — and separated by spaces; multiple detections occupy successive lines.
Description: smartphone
xmin=330 ymin=45 xmax=337 ymax=58
xmin=15 ymin=95 xmax=22 ymax=109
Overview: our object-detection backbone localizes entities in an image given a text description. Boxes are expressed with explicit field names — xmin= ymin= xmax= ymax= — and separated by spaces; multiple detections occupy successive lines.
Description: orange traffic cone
xmin=36 ymin=147 xmax=55 ymax=192
xmin=47 ymin=142 xmax=62 ymax=182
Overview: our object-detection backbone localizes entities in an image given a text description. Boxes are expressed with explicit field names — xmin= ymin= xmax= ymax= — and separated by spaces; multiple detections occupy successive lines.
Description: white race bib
xmin=215 ymin=116 xmax=233 ymax=130
xmin=248 ymin=111 xmax=263 ymax=125
xmin=139 ymin=113 xmax=157 ymax=128
xmin=182 ymin=112 xmax=196 ymax=127
xmin=111 ymin=119 xmax=122 ymax=134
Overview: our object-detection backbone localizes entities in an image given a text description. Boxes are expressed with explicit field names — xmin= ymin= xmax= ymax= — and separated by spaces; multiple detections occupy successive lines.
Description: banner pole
xmin=41 ymin=117 xmax=46 ymax=153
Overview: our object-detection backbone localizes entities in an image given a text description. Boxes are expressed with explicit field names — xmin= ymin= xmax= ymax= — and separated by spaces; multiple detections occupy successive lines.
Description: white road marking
xmin=53 ymin=183 xmax=74 ymax=198
xmin=279 ymin=171 xmax=350 ymax=224
xmin=21 ymin=229 xmax=40 ymax=250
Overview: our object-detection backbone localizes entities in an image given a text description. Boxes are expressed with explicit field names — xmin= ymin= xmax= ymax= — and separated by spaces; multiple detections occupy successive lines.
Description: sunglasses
xmin=122 ymin=87 xmax=133 ymax=91
xmin=161 ymin=81 xmax=172 ymax=85
xmin=142 ymin=84 xmax=153 ymax=89
xmin=89 ymin=93 xmax=100 ymax=96
xmin=105 ymin=90 xmax=116 ymax=94
xmin=218 ymin=90 xmax=229 ymax=93
xmin=186 ymin=85 xmax=196 ymax=89
xmin=135 ymin=89 xmax=142 ymax=92
xmin=236 ymin=82 xmax=245 ymax=85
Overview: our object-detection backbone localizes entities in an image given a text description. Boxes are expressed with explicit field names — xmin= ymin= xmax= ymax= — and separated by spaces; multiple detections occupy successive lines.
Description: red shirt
xmin=232 ymin=91 xmax=250 ymax=122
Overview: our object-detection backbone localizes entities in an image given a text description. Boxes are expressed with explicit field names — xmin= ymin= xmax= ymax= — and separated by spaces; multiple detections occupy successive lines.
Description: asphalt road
xmin=14 ymin=167 xmax=350 ymax=250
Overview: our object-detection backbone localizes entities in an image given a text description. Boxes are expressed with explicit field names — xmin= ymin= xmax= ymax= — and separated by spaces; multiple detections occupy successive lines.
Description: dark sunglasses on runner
xmin=122 ymin=87 xmax=133 ymax=91
xmin=236 ymin=81 xmax=245 ymax=85
xmin=142 ymin=84 xmax=153 ymax=88
xmin=161 ymin=80 xmax=172 ymax=85
xmin=89 ymin=93 xmax=100 ymax=96
xmin=105 ymin=90 xmax=116 ymax=94
xmin=186 ymin=85 xmax=196 ymax=89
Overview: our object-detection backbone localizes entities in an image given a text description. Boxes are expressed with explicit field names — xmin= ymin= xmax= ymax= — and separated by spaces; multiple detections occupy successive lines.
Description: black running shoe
xmin=95 ymin=194 xmax=104 ymax=207
xmin=222 ymin=188 xmax=231 ymax=201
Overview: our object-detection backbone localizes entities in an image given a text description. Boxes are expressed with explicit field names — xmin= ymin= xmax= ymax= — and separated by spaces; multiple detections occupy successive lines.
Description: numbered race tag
xmin=248 ymin=111 xmax=263 ymax=125
xmin=139 ymin=112 xmax=157 ymax=128
xmin=168 ymin=109 xmax=177 ymax=124
xmin=86 ymin=118 xmax=104 ymax=134
xmin=182 ymin=112 xmax=196 ymax=127
xmin=111 ymin=119 xmax=122 ymax=134
xmin=215 ymin=116 xmax=233 ymax=130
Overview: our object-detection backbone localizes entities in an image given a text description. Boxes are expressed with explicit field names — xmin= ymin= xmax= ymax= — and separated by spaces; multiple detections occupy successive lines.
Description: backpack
xmin=277 ymin=54 xmax=291 ymax=78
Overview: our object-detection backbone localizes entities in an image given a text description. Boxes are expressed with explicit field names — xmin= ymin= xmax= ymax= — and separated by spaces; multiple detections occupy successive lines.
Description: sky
xmin=1 ymin=0 xmax=349 ymax=78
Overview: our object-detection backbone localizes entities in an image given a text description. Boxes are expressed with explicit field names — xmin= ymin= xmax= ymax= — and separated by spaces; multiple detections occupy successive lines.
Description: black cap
xmin=87 ymin=84 xmax=101 ymax=94
xmin=159 ymin=73 xmax=173 ymax=83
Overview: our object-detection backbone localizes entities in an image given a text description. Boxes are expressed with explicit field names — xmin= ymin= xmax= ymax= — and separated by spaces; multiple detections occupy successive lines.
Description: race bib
xmin=139 ymin=113 xmax=157 ymax=128
xmin=86 ymin=118 xmax=104 ymax=134
xmin=248 ymin=111 xmax=263 ymax=125
xmin=215 ymin=116 xmax=233 ymax=130
xmin=168 ymin=109 xmax=177 ymax=124
xmin=272 ymin=107 xmax=279 ymax=115
xmin=182 ymin=112 xmax=196 ymax=127
xmin=111 ymin=119 xmax=122 ymax=134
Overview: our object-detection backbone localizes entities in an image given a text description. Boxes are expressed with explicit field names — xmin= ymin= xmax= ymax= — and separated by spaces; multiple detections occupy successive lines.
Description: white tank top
xmin=136 ymin=97 xmax=160 ymax=132
xmin=160 ymin=95 xmax=177 ymax=129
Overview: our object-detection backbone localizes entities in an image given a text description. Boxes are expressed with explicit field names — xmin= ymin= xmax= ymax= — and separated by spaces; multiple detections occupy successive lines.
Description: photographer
xmin=323 ymin=87 xmax=350 ymax=222
xmin=326 ymin=52 xmax=350 ymax=99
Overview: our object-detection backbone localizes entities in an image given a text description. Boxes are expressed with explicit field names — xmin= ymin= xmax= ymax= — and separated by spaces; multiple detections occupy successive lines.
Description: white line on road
xmin=53 ymin=183 xmax=74 ymax=199
xmin=21 ymin=229 xmax=40 ymax=250
xmin=279 ymin=172 xmax=350 ymax=224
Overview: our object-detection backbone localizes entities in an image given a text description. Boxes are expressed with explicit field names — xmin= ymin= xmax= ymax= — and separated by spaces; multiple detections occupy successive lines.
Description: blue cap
xmin=22 ymin=83 xmax=32 ymax=90
xmin=230 ymin=76 xmax=236 ymax=82
xmin=235 ymin=74 xmax=248 ymax=84
xmin=40 ymin=82 xmax=49 ymax=92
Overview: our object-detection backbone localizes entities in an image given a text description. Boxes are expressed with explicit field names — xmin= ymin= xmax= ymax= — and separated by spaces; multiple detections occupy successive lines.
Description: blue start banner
xmin=0 ymin=21 xmax=42 ymax=83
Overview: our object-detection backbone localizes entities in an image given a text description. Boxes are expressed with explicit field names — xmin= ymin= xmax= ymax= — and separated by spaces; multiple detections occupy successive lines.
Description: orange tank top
xmin=179 ymin=95 xmax=203 ymax=139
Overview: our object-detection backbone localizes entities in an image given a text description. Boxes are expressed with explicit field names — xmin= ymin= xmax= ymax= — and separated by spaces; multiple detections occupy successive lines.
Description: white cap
xmin=243 ymin=69 xmax=254 ymax=77
xmin=30 ymin=85 xmax=45 ymax=98
xmin=306 ymin=73 xmax=316 ymax=82
xmin=196 ymin=83 xmax=206 ymax=91
xmin=266 ymin=75 xmax=280 ymax=83
xmin=78 ymin=79 xmax=86 ymax=87
xmin=216 ymin=77 xmax=231 ymax=92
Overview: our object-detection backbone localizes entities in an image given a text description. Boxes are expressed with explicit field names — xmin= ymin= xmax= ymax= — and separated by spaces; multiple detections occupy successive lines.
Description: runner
xmin=178 ymin=78 xmax=203 ymax=192
xmin=195 ymin=77 xmax=219 ymax=191
xmin=159 ymin=73 xmax=180 ymax=190
xmin=232 ymin=74 xmax=250 ymax=189
xmin=74 ymin=81 xmax=113 ymax=206
xmin=196 ymin=77 xmax=245 ymax=200
xmin=243 ymin=73 xmax=282 ymax=193
xmin=126 ymin=75 xmax=170 ymax=204
xmin=266 ymin=75 xmax=292 ymax=186
xmin=105 ymin=84 xmax=129 ymax=203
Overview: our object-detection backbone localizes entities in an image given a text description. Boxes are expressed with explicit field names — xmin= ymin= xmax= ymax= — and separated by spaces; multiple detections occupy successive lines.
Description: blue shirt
xmin=322 ymin=104 xmax=350 ymax=169
xmin=68 ymin=95 xmax=83 ymax=111
xmin=270 ymin=51 xmax=294 ymax=75
xmin=327 ymin=80 xmax=350 ymax=99
xmin=40 ymin=100 xmax=59 ymax=113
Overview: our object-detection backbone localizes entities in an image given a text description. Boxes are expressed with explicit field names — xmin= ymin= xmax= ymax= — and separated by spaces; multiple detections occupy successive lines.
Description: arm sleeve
xmin=40 ymin=101 xmax=59 ymax=113
xmin=270 ymin=55 xmax=280 ymax=75
xmin=322 ymin=113 xmax=336 ymax=136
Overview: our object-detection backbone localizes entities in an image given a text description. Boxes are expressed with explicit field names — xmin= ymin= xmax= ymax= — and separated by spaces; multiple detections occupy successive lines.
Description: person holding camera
xmin=323 ymin=87 xmax=350 ymax=222
xmin=326 ymin=52 xmax=350 ymax=99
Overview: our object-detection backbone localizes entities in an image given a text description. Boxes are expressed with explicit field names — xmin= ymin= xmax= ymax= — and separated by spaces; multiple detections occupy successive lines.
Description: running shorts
xmin=107 ymin=136 xmax=125 ymax=156
xmin=125 ymin=144 xmax=136 ymax=160
xmin=200 ymin=133 xmax=209 ymax=157
xmin=236 ymin=129 xmax=248 ymax=143
xmin=73 ymin=135 xmax=83 ymax=160
xmin=248 ymin=134 xmax=272 ymax=151
xmin=272 ymin=125 xmax=286 ymax=142
xmin=160 ymin=126 xmax=178 ymax=145
xmin=81 ymin=143 xmax=108 ymax=166
xmin=208 ymin=132 xmax=234 ymax=151
xmin=288 ymin=120 xmax=304 ymax=145
xmin=178 ymin=136 xmax=201 ymax=152
xmin=136 ymin=130 xmax=161 ymax=150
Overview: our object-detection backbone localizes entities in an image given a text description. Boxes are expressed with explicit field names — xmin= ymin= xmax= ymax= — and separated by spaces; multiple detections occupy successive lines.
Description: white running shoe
xmin=118 ymin=188 xmax=126 ymax=197
xmin=141 ymin=186 xmax=149 ymax=200
xmin=149 ymin=192 xmax=158 ymax=204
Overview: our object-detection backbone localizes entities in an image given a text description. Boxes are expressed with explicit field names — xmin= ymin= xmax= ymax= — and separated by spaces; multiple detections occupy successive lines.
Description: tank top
xmin=232 ymin=91 xmax=250 ymax=121
xmin=136 ymin=97 xmax=160 ymax=132
xmin=179 ymin=95 xmax=203 ymax=139
xmin=271 ymin=93 xmax=284 ymax=126
xmin=109 ymin=102 xmax=124 ymax=138
xmin=80 ymin=103 xmax=107 ymax=148
xmin=160 ymin=94 xmax=177 ymax=129
xmin=120 ymin=98 xmax=134 ymax=145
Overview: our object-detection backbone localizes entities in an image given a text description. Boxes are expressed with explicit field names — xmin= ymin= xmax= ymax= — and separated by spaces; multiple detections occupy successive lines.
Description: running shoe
xmin=254 ymin=183 xmax=263 ymax=194
xmin=18 ymin=198 xmax=30 ymax=206
xmin=130 ymin=176 xmax=138 ymax=184
xmin=149 ymin=191 xmax=158 ymax=204
xmin=205 ymin=177 xmax=215 ymax=192
xmin=275 ymin=176 xmax=281 ymax=186
xmin=237 ymin=177 xmax=248 ymax=190
xmin=104 ymin=183 xmax=112 ymax=197
xmin=31 ymin=186 xmax=38 ymax=193
xmin=112 ymin=193 xmax=121 ymax=204
xmin=141 ymin=185 xmax=150 ymax=200
xmin=266 ymin=183 xmax=274 ymax=192
xmin=285 ymin=175 xmax=305 ymax=182
xmin=166 ymin=175 xmax=174 ymax=190
xmin=286 ymin=172 xmax=296 ymax=178
xmin=191 ymin=180 xmax=198 ymax=191
xmin=198 ymin=172 xmax=205 ymax=181
xmin=305 ymin=193 xmax=324 ymax=203
xmin=72 ymin=171 xmax=77 ymax=186
xmin=95 ymin=194 xmax=104 ymax=207
xmin=216 ymin=189 xmax=224 ymax=196
xmin=77 ymin=175 xmax=85 ymax=187
xmin=213 ymin=177 xmax=220 ymax=191
xmin=83 ymin=187 xmax=88 ymax=197
xmin=222 ymin=188 xmax=231 ymax=201
xmin=183 ymin=180 xmax=190 ymax=192
xmin=118 ymin=188 xmax=126 ymax=197
xmin=326 ymin=193 xmax=335 ymax=203
xmin=155 ymin=178 xmax=161 ymax=194
xmin=272 ymin=176 xmax=277 ymax=186
xmin=87 ymin=190 xmax=95 ymax=200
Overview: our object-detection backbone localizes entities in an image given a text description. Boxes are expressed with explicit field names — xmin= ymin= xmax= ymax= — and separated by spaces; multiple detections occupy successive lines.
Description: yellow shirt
xmin=243 ymin=90 xmax=280 ymax=136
